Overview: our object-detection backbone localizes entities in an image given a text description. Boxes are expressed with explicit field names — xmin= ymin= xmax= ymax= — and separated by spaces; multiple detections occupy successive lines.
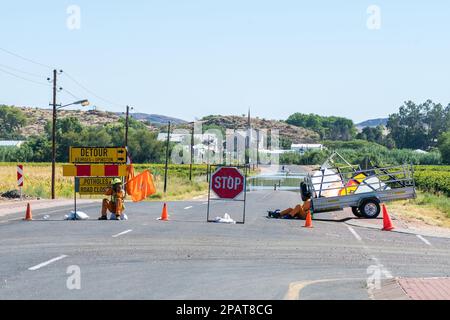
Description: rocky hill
xmin=15 ymin=107 xmax=157 ymax=136
xmin=199 ymin=115 xmax=320 ymax=144
xmin=11 ymin=107 xmax=319 ymax=144
xmin=117 ymin=113 xmax=187 ymax=126
xmin=356 ymin=118 xmax=388 ymax=130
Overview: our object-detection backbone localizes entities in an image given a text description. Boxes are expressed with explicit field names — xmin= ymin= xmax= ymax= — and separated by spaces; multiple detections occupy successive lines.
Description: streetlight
xmin=189 ymin=121 xmax=195 ymax=181
xmin=51 ymin=99 xmax=90 ymax=199
xmin=57 ymin=99 xmax=90 ymax=110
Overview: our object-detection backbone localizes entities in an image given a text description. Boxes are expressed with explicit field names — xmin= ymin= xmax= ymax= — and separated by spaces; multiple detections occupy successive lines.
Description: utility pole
xmin=245 ymin=108 xmax=252 ymax=173
xmin=51 ymin=69 xmax=57 ymax=200
xmin=125 ymin=105 xmax=130 ymax=148
xmin=206 ymin=135 xmax=210 ymax=182
xmin=256 ymin=129 xmax=260 ymax=168
xmin=189 ymin=122 xmax=194 ymax=181
xmin=163 ymin=121 xmax=171 ymax=194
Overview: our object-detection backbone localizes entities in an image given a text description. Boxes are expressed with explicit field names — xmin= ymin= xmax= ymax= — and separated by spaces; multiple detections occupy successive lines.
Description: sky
xmin=0 ymin=0 xmax=449 ymax=123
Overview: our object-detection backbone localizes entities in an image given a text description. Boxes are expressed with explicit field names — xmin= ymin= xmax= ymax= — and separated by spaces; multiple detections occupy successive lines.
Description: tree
xmin=44 ymin=117 xmax=85 ymax=162
xmin=387 ymin=100 xmax=449 ymax=150
xmin=280 ymin=136 xmax=292 ymax=150
xmin=0 ymin=105 xmax=27 ymax=139
xmin=357 ymin=126 xmax=385 ymax=145
xmin=286 ymin=113 xmax=356 ymax=141
xmin=23 ymin=135 xmax=52 ymax=162
xmin=438 ymin=131 xmax=450 ymax=164
xmin=128 ymin=129 xmax=165 ymax=163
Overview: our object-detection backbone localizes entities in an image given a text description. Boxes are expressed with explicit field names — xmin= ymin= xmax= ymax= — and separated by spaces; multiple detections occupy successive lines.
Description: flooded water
xmin=247 ymin=171 xmax=306 ymax=192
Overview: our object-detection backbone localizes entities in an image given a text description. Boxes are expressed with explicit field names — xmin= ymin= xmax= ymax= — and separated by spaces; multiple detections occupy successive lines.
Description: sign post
xmin=207 ymin=166 xmax=247 ymax=224
xmin=65 ymin=147 xmax=128 ymax=219
xmin=17 ymin=164 xmax=24 ymax=201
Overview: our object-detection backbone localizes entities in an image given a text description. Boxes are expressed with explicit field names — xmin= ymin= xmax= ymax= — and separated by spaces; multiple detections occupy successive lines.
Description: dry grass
xmin=0 ymin=163 xmax=209 ymax=201
xmin=388 ymin=192 xmax=450 ymax=228
xmin=0 ymin=164 xmax=73 ymax=198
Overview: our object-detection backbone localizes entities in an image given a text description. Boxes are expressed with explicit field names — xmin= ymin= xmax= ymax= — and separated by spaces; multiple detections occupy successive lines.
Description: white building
xmin=157 ymin=133 xmax=191 ymax=144
xmin=0 ymin=140 xmax=25 ymax=148
xmin=157 ymin=133 xmax=221 ymax=154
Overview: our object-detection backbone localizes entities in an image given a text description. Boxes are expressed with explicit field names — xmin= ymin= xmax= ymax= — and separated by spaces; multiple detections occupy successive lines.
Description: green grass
xmin=389 ymin=191 xmax=450 ymax=228
xmin=414 ymin=192 xmax=450 ymax=218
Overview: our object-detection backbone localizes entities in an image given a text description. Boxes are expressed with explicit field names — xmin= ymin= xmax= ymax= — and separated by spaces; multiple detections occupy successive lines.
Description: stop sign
xmin=211 ymin=167 xmax=245 ymax=199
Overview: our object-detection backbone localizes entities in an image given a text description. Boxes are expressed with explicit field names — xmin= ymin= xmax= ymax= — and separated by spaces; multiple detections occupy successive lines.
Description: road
xmin=1 ymin=190 xmax=450 ymax=300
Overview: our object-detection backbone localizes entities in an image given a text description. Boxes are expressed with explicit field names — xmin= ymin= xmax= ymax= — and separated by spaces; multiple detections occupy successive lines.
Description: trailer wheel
xmin=359 ymin=199 xmax=381 ymax=219
xmin=351 ymin=207 xmax=363 ymax=218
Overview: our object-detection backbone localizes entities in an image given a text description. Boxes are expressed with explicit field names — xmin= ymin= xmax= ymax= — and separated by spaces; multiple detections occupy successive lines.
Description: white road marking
xmin=345 ymin=225 xmax=394 ymax=281
xmin=346 ymin=226 xmax=363 ymax=242
xmin=370 ymin=256 xmax=393 ymax=279
xmin=112 ymin=229 xmax=133 ymax=238
xmin=417 ymin=235 xmax=432 ymax=246
xmin=28 ymin=255 xmax=68 ymax=271
xmin=202 ymin=202 xmax=208 ymax=205
xmin=184 ymin=206 xmax=193 ymax=210
xmin=262 ymin=193 xmax=272 ymax=200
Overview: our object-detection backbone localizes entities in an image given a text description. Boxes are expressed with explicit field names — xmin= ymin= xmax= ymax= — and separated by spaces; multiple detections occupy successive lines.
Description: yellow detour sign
xmin=76 ymin=177 xmax=114 ymax=195
xmin=69 ymin=147 xmax=127 ymax=164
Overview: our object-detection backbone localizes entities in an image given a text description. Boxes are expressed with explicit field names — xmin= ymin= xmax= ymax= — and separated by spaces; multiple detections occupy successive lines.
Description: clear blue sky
xmin=0 ymin=1 xmax=449 ymax=123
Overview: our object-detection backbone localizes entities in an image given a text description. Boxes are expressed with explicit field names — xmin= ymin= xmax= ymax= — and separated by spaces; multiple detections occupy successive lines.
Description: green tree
xmin=128 ymin=129 xmax=165 ymax=163
xmin=44 ymin=117 xmax=84 ymax=162
xmin=356 ymin=126 xmax=385 ymax=145
xmin=438 ymin=131 xmax=450 ymax=164
xmin=0 ymin=105 xmax=27 ymax=139
xmin=280 ymin=136 xmax=292 ymax=150
xmin=286 ymin=113 xmax=356 ymax=141
xmin=387 ymin=100 xmax=449 ymax=150
xmin=23 ymin=135 xmax=52 ymax=162
xmin=83 ymin=126 xmax=113 ymax=147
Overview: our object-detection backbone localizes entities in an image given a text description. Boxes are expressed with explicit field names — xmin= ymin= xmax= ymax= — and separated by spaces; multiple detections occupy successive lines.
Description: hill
xmin=7 ymin=107 xmax=318 ymax=144
xmin=199 ymin=115 xmax=320 ymax=144
xmin=13 ymin=106 xmax=157 ymax=137
xmin=116 ymin=113 xmax=187 ymax=126
xmin=356 ymin=118 xmax=388 ymax=130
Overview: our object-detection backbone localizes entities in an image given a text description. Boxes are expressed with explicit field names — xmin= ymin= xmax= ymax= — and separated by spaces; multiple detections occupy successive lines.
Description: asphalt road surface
xmin=1 ymin=190 xmax=450 ymax=300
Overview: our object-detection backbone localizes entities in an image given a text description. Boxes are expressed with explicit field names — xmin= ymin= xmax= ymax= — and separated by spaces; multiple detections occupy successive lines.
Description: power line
xmin=0 ymin=47 xmax=126 ymax=111
xmin=0 ymin=66 xmax=51 ymax=87
xmin=61 ymin=87 xmax=81 ymax=101
xmin=0 ymin=63 xmax=44 ymax=78
xmin=62 ymin=71 xmax=124 ymax=109
xmin=0 ymin=46 xmax=53 ymax=69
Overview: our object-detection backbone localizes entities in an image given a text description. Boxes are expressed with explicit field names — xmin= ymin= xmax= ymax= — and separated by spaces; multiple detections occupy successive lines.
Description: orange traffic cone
xmin=303 ymin=211 xmax=313 ymax=228
xmin=158 ymin=203 xmax=169 ymax=221
xmin=382 ymin=204 xmax=394 ymax=231
xmin=24 ymin=203 xmax=33 ymax=221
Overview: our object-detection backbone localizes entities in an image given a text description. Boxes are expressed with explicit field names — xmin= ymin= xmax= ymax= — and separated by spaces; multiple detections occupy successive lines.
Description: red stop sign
xmin=211 ymin=167 xmax=245 ymax=199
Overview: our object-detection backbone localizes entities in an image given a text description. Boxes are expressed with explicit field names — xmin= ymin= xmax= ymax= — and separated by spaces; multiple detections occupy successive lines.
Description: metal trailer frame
xmin=207 ymin=165 xmax=248 ymax=224
xmin=303 ymin=163 xmax=417 ymax=215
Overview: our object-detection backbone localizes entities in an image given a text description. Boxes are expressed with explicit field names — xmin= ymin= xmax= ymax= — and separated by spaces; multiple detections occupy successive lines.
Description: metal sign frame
xmin=69 ymin=146 xmax=127 ymax=219
xmin=207 ymin=165 xmax=248 ymax=224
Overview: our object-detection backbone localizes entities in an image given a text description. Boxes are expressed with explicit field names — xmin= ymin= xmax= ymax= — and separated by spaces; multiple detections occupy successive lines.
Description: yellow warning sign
xmin=69 ymin=147 xmax=127 ymax=164
xmin=77 ymin=177 xmax=114 ymax=195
